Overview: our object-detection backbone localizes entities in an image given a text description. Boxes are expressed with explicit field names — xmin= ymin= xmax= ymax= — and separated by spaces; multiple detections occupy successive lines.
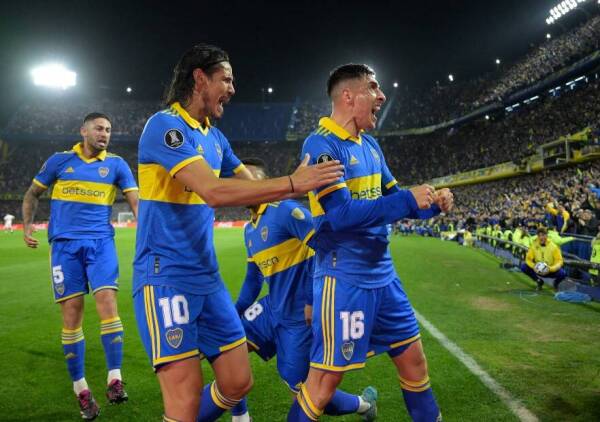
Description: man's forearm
xmin=22 ymin=191 xmax=39 ymax=228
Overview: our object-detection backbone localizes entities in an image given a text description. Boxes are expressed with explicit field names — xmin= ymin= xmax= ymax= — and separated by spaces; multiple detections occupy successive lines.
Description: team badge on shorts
xmin=54 ymin=282 xmax=65 ymax=296
xmin=342 ymin=341 xmax=354 ymax=361
xmin=98 ymin=167 xmax=109 ymax=178
xmin=261 ymin=226 xmax=269 ymax=242
xmin=164 ymin=129 xmax=184 ymax=149
xmin=166 ymin=328 xmax=184 ymax=348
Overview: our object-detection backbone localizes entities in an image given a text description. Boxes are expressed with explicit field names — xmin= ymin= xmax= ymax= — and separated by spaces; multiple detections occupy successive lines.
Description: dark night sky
xmin=0 ymin=0 xmax=576 ymax=122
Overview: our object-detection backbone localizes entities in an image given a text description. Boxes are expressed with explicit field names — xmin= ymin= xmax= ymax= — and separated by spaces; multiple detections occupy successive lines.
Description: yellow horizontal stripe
xmin=316 ymin=182 xmax=347 ymax=201
xmin=219 ymin=336 xmax=247 ymax=353
xmin=33 ymin=178 xmax=48 ymax=189
xmin=252 ymin=238 xmax=315 ymax=277
xmin=366 ymin=350 xmax=375 ymax=358
xmin=310 ymin=362 xmax=366 ymax=372
xmin=169 ymin=155 xmax=204 ymax=177
xmin=100 ymin=322 xmax=123 ymax=330
xmin=51 ymin=180 xmax=117 ymax=206
xmin=301 ymin=384 xmax=321 ymax=417
xmin=55 ymin=292 xmax=85 ymax=303
xmin=101 ymin=317 xmax=121 ymax=324
xmin=401 ymin=383 xmax=431 ymax=393
xmin=122 ymin=187 xmax=139 ymax=193
xmin=346 ymin=173 xmax=382 ymax=200
xmin=232 ymin=164 xmax=246 ymax=174
xmin=92 ymin=286 xmax=118 ymax=294
xmin=211 ymin=382 xmax=231 ymax=410
xmin=390 ymin=334 xmax=421 ymax=349
xmin=399 ymin=375 xmax=430 ymax=388
xmin=298 ymin=396 xmax=319 ymax=420
xmin=101 ymin=327 xmax=124 ymax=335
xmin=247 ymin=339 xmax=260 ymax=351
xmin=163 ymin=416 xmax=179 ymax=422
xmin=62 ymin=327 xmax=83 ymax=334
xmin=152 ymin=350 xmax=200 ymax=366
xmin=61 ymin=336 xmax=84 ymax=342
xmin=385 ymin=179 xmax=398 ymax=190
xmin=139 ymin=163 xmax=220 ymax=205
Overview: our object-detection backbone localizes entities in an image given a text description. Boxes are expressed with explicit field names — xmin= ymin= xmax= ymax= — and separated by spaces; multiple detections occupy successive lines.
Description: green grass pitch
xmin=1 ymin=228 xmax=599 ymax=421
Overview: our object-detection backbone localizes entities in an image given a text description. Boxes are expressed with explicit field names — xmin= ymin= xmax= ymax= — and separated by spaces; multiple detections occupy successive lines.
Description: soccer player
xmin=229 ymin=158 xmax=377 ymax=422
xmin=287 ymin=64 xmax=454 ymax=422
xmin=3 ymin=213 xmax=15 ymax=233
xmin=520 ymin=226 xmax=566 ymax=291
xmin=132 ymin=44 xmax=343 ymax=422
xmin=22 ymin=112 xmax=139 ymax=420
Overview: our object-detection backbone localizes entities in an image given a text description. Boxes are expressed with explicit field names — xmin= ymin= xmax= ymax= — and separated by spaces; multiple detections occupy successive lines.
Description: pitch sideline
xmin=414 ymin=309 xmax=538 ymax=422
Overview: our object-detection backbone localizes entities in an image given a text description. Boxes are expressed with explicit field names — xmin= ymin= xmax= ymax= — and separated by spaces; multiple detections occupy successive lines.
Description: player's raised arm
xmin=173 ymin=153 xmax=343 ymax=208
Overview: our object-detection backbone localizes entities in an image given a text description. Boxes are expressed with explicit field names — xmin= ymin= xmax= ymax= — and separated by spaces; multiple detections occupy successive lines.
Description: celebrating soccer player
xmin=287 ymin=64 xmax=453 ymax=421
xmin=22 ymin=113 xmax=138 ymax=419
xmin=228 ymin=158 xmax=377 ymax=422
xmin=132 ymin=44 xmax=344 ymax=422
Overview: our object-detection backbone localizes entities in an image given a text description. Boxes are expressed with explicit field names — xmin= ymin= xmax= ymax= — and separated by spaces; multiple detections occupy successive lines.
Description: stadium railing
xmin=475 ymin=233 xmax=600 ymax=301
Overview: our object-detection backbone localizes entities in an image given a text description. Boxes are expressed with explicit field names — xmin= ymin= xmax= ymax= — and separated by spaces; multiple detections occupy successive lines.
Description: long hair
xmin=164 ymin=44 xmax=230 ymax=106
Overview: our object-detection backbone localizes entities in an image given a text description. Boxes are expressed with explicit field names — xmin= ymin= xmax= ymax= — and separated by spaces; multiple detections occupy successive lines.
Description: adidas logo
xmin=65 ymin=167 xmax=75 ymax=173
xmin=64 ymin=352 xmax=77 ymax=360
xmin=350 ymin=155 xmax=359 ymax=165
xmin=111 ymin=336 xmax=123 ymax=344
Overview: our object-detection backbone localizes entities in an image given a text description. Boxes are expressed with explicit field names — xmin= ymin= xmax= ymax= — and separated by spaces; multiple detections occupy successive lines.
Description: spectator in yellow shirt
xmin=520 ymin=227 xmax=566 ymax=291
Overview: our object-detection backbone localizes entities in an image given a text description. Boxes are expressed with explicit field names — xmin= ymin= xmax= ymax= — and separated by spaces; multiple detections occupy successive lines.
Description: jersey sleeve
xmin=139 ymin=113 xmax=203 ymax=176
xmin=302 ymin=134 xmax=347 ymax=202
xmin=235 ymin=232 xmax=264 ymax=314
xmin=116 ymin=158 xmax=138 ymax=193
xmin=33 ymin=154 xmax=60 ymax=189
xmin=282 ymin=202 xmax=315 ymax=245
xmin=217 ymin=130 xmax=245 ymax=177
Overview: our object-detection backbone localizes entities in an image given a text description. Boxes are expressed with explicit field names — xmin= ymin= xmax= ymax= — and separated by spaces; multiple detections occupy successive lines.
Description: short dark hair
xmin=327 ymin=64 xmax=375 ymax=97
xmin=83 ymin=112 xmax=111 ymax=124
xmin=164 ymin=44 xmax=230 ymax=106
xmin=537 ymin=226 xmax=548 ymax=235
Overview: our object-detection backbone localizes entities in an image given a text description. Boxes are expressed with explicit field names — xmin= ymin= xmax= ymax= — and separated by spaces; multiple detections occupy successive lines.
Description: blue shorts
xmin=242 ymin=296 xmax=312 ymax=392
xmin=310 ymin=276 xmax=420 ymax=372
xmin=50 ymin=238 xmax=119 ymax=303
xmin=133 ymin=283 xmax=246 ymax=368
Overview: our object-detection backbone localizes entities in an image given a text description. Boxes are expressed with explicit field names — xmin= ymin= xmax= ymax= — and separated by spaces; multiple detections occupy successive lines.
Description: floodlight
xmin=495 ymin=59 xmax=501 ymax=65
xmin=267 ymin=87 xmax=273 ymax=94
xmin=126 ymin=87 xmax=132 ymax=93
xmin=31 ymin=64 xmax=76 ymax=89
xmin=448 ymin=74 xmax=454 ymax=82
xmin=393 ymin=82 xmax=399 ymax=88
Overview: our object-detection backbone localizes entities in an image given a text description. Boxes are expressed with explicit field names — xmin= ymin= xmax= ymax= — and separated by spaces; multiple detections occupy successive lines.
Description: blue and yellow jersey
xmin=242 ymin=200 xmax=315 ymax=324
xmin=33 ymin=143 xmax=137 ymax=242
xmin=133 ymin=102 xmax=245 ymax=295
xmin=302 ymin=117 xmax=402 ymax=288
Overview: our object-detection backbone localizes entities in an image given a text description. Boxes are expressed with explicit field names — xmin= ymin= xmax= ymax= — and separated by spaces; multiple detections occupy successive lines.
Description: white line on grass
xmin=414 ymin=309 xmax=539 ymax=422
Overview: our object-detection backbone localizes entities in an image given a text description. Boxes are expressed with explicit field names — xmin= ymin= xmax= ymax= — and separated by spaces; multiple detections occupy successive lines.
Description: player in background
xmin=287 ymin=64 xmax=454 ymax=422
xmin=22 ymin=113 xmax=139 ymax=420
xmin=132 ymin=44 xmax=343 ymax=422
xmin=228 ymin=158 xmax=377 ymax=422
xmin=520 ymin=226 xmax=566 ymax=290
xmin=3 ymin=213 xmax=15 ymax=233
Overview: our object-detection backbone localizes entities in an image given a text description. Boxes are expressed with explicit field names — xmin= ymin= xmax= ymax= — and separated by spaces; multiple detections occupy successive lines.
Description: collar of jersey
xmin=318 ymin=117 xmax=361 ymax=144
xmin=72 ymin=142 xmax=107 ymax=163
xmin=172 ymin=102 xmax=211 ymax=136
xmin=250 ymin=203 xmax=269 ymax=227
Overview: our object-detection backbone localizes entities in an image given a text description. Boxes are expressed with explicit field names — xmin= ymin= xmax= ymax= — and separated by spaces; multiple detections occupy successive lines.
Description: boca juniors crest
xmin=261 ymin=226 xmax=269 ymax=242
xmin=98 ymin=167 xmax=110 ymax=178
xmin=342 ymin=341 xmax=355 ymax=361
xmin=166 ymin=328 xmax=184 ymax=348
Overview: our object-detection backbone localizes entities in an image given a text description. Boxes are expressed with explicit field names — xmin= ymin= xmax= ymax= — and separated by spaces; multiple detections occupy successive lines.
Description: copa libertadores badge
xmin=164 ymin=129 xmax=184 ymax=148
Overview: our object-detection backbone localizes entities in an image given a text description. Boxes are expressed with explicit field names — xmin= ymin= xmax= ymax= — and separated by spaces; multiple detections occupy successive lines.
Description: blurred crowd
xmin=444 ymin=161 xmax=600 ymax=237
